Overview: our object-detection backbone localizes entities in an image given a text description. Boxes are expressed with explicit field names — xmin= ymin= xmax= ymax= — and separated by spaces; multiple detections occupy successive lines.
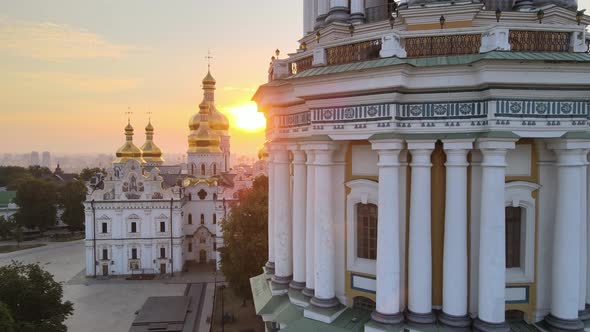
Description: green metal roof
xmin=291 ymin=51 xmax=590 ymax=79
xmin=0 ymin=191 xmax=16 ymax=208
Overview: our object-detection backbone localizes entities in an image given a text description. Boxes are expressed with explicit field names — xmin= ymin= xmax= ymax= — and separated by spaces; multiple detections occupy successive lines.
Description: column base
xmin=325 ymin=7 xmax=350 ymax=25
xmin=264 ymin=261 xmax=275 ymax=274
xmin=314 ymin=14 xmax=327 ymax=30
xmin=578 ymin=309 xmax=590 ymax=321
xmin=310 ymin=296 xmax=339 ymax=309
xmin=304 ymin=301 xmax=346 ymax=324
xmin=439 ymin=311 xmax=472 ymax=328
xmin=349 ymin=13 xmax=365 ymax=24
xmin=473 ymin=318 xmax=510 ymax=332
xmin=371 ymin=310 xmax=404 ymax=325
xmin=270 ymin=275 xmax=291 ymax=295
xmin=302 ymin=287 xmax=315 ymax=298
xmin=544 ymin=313 xmax=584 ymax=331
xmin=289 ymin=280 xmax=306 ymax=291
xmin=288 ymin=287 xmax=311 ymax=308
xmin=405 ymin=309 xmax=436 ymax=325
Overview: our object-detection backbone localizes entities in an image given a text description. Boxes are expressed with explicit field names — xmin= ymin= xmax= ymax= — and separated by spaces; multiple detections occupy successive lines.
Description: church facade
xmin=84 ymin=71 xmax=235 ymax=277
xmin=251 ymin=0 xmax=590 ymax=331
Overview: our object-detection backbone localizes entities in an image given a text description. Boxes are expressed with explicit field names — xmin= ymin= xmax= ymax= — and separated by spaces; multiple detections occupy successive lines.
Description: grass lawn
xmin=211 ymin=286 xmax=265 ymax=332
xmin=0 ymin=244 xmax=46 ymax=253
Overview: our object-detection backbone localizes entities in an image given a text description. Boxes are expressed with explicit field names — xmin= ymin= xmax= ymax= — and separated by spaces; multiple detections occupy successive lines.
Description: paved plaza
xmin=0 ymin=240 xmax=219 ymax=332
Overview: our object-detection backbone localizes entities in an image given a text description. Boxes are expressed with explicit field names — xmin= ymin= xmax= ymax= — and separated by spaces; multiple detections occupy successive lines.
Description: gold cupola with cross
xmin=113 ymin=120 xmax=145 ymax=165
xmin=141 ymin=119 xmax=164 ymax=166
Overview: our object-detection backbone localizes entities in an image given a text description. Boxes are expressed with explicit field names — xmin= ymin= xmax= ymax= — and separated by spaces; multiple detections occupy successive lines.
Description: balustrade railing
xmin=326 ymin=39 xmax=382 ymax=66
xmin=405 ymin=34 xmax=482 ymax=58
xmin=289 ymin=56 xmax=313 ymax=75
xmin=365 ymin=3 xmax=398 ymax=23
xmin=509 ymin=31 xmax=570 ymax=52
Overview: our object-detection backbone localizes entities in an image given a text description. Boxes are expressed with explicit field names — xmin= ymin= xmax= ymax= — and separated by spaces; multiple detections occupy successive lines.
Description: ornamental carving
xmin=326 ymin=39 xmax=382 ymax=66
xmin=534 ymin=102 xmax=548 ymax=114
xmin=459 ymin=103 xmax=473 ymax=115
xmin=509 ymin=102 xmax=522 ymax=113
xmin=323 ymin=109 xmax=334 ymax=120
xmin=509 ymin=31 xmax=570 ymax=52
xmin=367 ymin=106 xmax=379 ymax=117
xmin=344 ymin=108 xmax=355 ymax=119
xmin=433 ymin=104 xmax=448 ymax=115
xmin=409 ymin=105 xmax=423 ymax=116
xmin=560 ymin=103 xmax=573 ymax=114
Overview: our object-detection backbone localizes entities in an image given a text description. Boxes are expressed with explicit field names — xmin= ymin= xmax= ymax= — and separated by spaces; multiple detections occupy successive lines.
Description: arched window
xmin=188 ymin=214 xmax=193 ymax=225
xmin=213 ymin=163 xmax=217 ymax=175
xmin=200 ymin=214 xmax=205 ymax=225
xmin=357 ymin=203 xmax=377 ymax=260
xmin=201 ymin=164 xmax=206 ymax=176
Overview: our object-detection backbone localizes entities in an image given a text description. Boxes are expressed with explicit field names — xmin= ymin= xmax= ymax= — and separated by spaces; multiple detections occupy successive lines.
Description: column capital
xmin=370 ymin=138 xmax=404 ymax=152
xmin=547 ymin=138 xmax=590 ymax=153
xmin=442 ymin=139 xmax=474 ymax=151
xmin=406 ymin=139 xmax=436 ymax=151
xmin=475 ymin=137 xmax=516 ymax=151
xmin=291 ymin=149 xmax=307 ymax=164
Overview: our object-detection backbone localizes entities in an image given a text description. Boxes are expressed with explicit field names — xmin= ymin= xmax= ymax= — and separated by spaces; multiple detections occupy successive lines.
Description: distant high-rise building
xmin=30 ymin=151 xmax=40 ymax=166
xmin=41 ymin=151 xmax=51 ymax=168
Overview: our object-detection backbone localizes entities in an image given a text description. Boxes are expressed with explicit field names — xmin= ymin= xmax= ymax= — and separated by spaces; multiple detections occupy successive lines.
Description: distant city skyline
xmin=0 ymin=1 xmax=303 ymax=154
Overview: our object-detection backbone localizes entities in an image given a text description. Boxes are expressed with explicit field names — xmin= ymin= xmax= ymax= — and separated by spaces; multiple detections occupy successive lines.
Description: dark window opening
xmin=357 ymin=203 xmax=378 ymax=260
xmin=131 ymin=248 xmax=137 ymax=260
xmin=102 ymin=249 xmax=108 ymax=260
xmin=188 ymin=214 xmax=193 ymax=225
xmin=160 ymin=247 xmax=166 ymax=259
xmin=213 ymin=214 xmax=217 ymax=224
xmin=506 ymin=206 xmax=522 ymax=268
xmin=201 ymin=214 xmax=205 ymax=225
xmin=160 ymin=221 xmax=166 ymax=233
xmin=131 ymin=222 xmax=137 ymax=233
xmin=353 ymin=296 xmax=376 ymax=311
xmin=101 ymin=222 xmax=107 ymax=234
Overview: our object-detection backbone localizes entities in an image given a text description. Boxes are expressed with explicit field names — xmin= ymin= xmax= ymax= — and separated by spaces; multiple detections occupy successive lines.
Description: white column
xmin=580 ymin=156 xmax=589 ymax=319
xmin=469 ymin=150 xmax=483 ymax=317
xmin=587 ymin=152 xmax=590 ymax=308
xmin=326 ymin=0 xmax=350 ymax=24
xmin=350 ymin=0 xmax=365 ymax=23
xmin=304 ymin=0 xmax=312 ymax=35
xmin=303 ymin=149 xmax=316 ymax=297
xmin=474 ymin=138 xmax=515 ymax=331
xmin=544 ymin=141 xmax=588 ymax=331
xmin=290 ymin=146 xmax=307 ymax=290
xmin=310 ymin=144 xmax=338 ymax=308
xmin=407 ymin=141 xmax=436 ymax=324
xmin=271 ymin=144 xmax=293 ymax=288
xmin=315 ymin=0 xmax=329 ymax=29
xmin=370 ymin=139 xmax=404 ymax=325
xmin=440 ymin=140 xmax=473 ymax=328
xmin=266 ymin=144 xmax=275 ymax=274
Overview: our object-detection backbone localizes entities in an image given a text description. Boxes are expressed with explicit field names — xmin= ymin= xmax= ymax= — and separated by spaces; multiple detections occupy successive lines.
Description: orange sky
xmin=0 ymin=1 xmax=303 ymax=156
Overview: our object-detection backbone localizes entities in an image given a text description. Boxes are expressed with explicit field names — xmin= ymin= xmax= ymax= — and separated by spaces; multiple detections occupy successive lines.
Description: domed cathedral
xmin=82 ymin=70 xmax=236 ymax=279
xmin=252 ymin=0 xmax=590 ymax=332
xmin=187 ymin=70 xmax=231 ymax=177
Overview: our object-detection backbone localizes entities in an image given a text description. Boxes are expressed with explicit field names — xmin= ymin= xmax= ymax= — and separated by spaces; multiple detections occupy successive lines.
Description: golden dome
xmin=141 ymin=120 xmax=164 ymax=164
xmin=114 ymin=121 xmax=146 ymax=164
xmin=202 ymin=70 xmax=216 ymax=85
xmin=209 ymin=109 xmax=229 ymax=131
xmin=188 ymin=105 xmax=222 ymax=154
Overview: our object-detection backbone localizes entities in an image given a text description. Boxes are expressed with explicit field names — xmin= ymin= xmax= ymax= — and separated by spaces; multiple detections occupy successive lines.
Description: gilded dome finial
xmin=114 ymin=119 xmax=145 ymax=164
xmin=141 ymin=118 xmax=164 ymax=165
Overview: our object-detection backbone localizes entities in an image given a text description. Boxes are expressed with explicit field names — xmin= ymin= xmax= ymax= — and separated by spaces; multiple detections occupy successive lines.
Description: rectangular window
xmin=188 ymin=243 xmax=192 ymax=252
xmin=506 ymin=206 xmax=522 ymax=268
xmin=131 ymin=222 xmax=137 ymax=233
xmin=101 ymin=223 xmax=107 ymax=234
xmin=102 ymin=249 xmax=108 ymax=260
xmin=200 ymin=214 xmax=205 ymax=225
xmin=357 ymin=204 xmax=378 ymax=260
xmin=160 ymin=221 xmax=166 ymax=233
xmin=131 ymin=248 xmax=137 ymax=260
xmin=213 ymin=242 xmax=217 ymax=251
xmin=213 ymin=214 xmax=217 ymax=224
xmin=160 ymin=247 xmax=166 ymax=259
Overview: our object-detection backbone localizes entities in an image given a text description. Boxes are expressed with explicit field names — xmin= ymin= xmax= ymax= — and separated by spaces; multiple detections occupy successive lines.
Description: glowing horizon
xmin=0 ymin=1 xmax=302 ymax=156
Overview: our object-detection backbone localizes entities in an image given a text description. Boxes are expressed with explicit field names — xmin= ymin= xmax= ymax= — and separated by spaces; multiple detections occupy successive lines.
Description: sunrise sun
xmin=224 ymin=102 xmax=266 ymax=132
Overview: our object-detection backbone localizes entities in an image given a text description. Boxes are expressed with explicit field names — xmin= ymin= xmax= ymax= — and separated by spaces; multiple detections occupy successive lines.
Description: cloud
xmin=0 ymin=17 xmax=135 ymax=60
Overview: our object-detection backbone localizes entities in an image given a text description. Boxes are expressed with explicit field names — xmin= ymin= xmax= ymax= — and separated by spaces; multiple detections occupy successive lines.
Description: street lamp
xmin=577 ymin=10 xmax=585 ymax=25
xmin=390 ymin=13 xmax=396 ymax=29
xmin=496 ymin=9 xmax=502 ymax=23
xmin=349 ymin=24 xmax=355 ymax=37
xmin=440 ymin=15 xmax=446 ymax=29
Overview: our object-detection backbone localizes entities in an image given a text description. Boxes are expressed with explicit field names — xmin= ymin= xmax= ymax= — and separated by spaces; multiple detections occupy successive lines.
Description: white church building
xmin=84 ymin=71 xmax=235 ymax=277
xmin=250 ymin=0 xmax=590 ymax=331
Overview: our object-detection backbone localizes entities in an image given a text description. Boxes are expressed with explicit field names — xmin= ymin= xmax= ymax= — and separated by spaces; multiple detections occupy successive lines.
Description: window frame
xmin=346 ymin=179 xmax=379 ymax=275
xmin=160 ymin=247 xmax=166 ymax=259
xmin=160 ymin=221 xmax=166 ymax=233
xmin=356 ymin=203 xmax=378 ymax=260
xmin=504 ymin=181 xmax=540 ymax=284
xmin=131 ymin=222 xmax=137 ymax=233
xmin=101 ymin=222 xmax=108 ymax=234
xmin=131 ymin=248 xmax=138 ymax=260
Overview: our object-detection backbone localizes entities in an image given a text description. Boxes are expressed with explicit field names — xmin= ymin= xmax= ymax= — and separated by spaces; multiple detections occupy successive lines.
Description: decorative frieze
xmin=271 ymin=99 xmax=589 ymax=132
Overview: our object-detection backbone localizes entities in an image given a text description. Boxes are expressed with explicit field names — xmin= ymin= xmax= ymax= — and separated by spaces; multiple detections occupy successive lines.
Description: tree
xmin=0 ymin=302 xmax=15 ymax=332
xmin=13 ymin=227 xmax=23 ymax=248
xmin=58 ymin=180 xmax=87 ymax=231
xmin=219 ymin=176 xmax=268 ymax=303
xmin=0 ymin=216 xmax=15 ymax=240
xmin=26 ymin=166 xmax=52 ymax=179
xmin=0 ymin=167 xmax=31 ymax=190
xmin=0 ymin=262 xmax=73 ymax=332
xmin=79 ymin=168 xmax=105 ymax=182
xmin=14 ymin=179 xmax=58 ymax=233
